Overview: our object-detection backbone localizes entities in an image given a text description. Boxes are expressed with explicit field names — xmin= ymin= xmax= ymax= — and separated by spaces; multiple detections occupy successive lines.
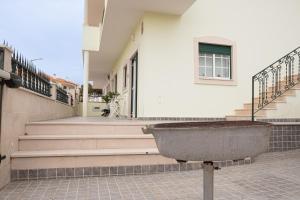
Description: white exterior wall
xmin=266 ymin=90 xmax=300 ymax=119
xmin=82 ymin=25 xmax=102 ymax=51
xmin=136 ymin=0 xmax=300 ymax=117
xmin=108 ymin=20 xmax=145 ymax=117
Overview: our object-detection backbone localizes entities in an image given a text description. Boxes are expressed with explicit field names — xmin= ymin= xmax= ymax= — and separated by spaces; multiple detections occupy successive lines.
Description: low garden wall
xmin=0 ymin=85 xmax=76 ymax=188
xmin=77 ymin=102 xmax=107 ymax=117
xmin=269 ymin=123 xmax=300 ymax=152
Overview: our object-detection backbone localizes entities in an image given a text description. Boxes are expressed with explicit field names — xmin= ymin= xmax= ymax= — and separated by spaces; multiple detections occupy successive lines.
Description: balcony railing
xmin=56 ymin=86 xmax=69 ymax=104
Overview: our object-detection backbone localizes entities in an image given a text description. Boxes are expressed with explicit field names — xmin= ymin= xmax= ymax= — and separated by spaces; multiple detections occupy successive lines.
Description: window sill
xmin=194 ymin=77 xmax=237 ymax=86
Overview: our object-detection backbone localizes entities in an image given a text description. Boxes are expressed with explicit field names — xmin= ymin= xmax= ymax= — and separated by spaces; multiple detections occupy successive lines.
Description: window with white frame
xmin=199 ymin=43 xmax=231 ymax=80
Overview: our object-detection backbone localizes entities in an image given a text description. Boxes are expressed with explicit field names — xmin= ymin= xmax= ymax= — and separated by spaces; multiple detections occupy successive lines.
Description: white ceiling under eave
xmin=87 ymin=0 xmax=196 ymax=88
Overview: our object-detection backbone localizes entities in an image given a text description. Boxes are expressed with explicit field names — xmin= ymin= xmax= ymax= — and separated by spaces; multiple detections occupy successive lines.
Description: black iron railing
xmin=56 ymin=86 xmax=69 ymax=104
xmin=11 ymin=51 xmax=52 ymax=97
xmin=252 ymin=47 xmax=300 ymax=121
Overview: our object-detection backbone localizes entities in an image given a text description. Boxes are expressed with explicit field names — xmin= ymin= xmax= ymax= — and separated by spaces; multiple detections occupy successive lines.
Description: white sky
xmin=0 ymin=0 xmax=84 ymax=84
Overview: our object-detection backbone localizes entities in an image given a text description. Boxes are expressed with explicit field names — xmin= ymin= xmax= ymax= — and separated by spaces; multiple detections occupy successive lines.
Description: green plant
xmin=102 ymin=91 xmax=119 ymax=104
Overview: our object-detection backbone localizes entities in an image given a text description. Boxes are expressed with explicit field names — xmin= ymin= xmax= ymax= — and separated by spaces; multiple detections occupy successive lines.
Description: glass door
xmin=130 ymin=52 xmax=138 ymax=118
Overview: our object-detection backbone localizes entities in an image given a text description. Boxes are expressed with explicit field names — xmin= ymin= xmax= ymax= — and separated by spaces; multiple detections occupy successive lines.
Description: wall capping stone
xmin=18 ymin=87 xmax=72 ymax=107
xmin=11 ymin=158 xmax=252 ymax=181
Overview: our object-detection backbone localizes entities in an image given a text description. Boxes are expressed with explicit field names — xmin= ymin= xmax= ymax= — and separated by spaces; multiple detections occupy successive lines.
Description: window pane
xmin=199 ymin=57 xmax=205 ymax=66
xmin=222 ymin=58 xmax=230 ymax=68
xmin=215 ymin=68 xmax=222 ymax=77
xmin=199 ymin=67 xmax=205 ymax=76
xmin=206 ymin=67 xmax=213 ymax=77
xmin=224 ymin=68 xmax=229 ymax=78
xmin=198 ymin=43 xmax=232 ymax=79
xmin=215 ymin=57 xmax=221 ymax=67
xmin=206 ymin=54 xmax=213 ymax=67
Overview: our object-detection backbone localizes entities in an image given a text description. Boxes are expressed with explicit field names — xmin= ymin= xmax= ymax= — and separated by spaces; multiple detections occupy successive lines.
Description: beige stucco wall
xmin=266 ymin=90 xmax=300 ymax=118
xmin=0 ymin=86 xmax=75 ymax=189
xmin=77 ymin=102 xmax=107 ymax=117
xmin=137 ymin=0 xmax=300 ymax=117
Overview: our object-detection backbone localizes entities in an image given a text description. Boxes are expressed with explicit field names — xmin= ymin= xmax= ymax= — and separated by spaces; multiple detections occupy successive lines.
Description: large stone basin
xmin=143 ymin=121 xmax=272 ymax=200
xmin=143 ymin=121 xmax=272 ymax=162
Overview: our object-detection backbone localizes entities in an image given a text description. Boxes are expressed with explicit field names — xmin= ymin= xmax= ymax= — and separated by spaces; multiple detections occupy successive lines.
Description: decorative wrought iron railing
xmin=252 ymin=47 xmax=300 ymax=121
xmin=11 ymin=50 xmax=52 ymax=97
xmin=56 ymin=86 xmax=69 ymax=104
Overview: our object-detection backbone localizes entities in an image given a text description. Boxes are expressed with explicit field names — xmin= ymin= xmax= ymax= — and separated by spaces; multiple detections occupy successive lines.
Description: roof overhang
xmin=85 ymin=0 xmax=105 ymax=26
xmin=85 ymin=0 xmax=196 ymax=88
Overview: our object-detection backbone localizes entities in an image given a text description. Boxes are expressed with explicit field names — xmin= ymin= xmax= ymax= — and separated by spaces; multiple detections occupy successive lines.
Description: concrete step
xmin=253 ymin=95 xmax=286 ymax=103
xmin=243 ymin=102 xmax=279 ymax=110
xmin=225 ymin=115 xmax=265 ymax=121
xmin=11 ymin=149 xmax=176 ymax=169
xmin=261 ymin=89 xmax=296 ymax=98
xmin=292 ymin=83 xmax=300 ymax=89
xmin=19 ymin=135 xmax=156 ymax=151
xmin=226 ymin=116 xmax=252 ymax=121
xmin=234 ymin=108 xmax=275 ymax=116
xmin=25 ymin=121 xmax=148 ymax=135
xmin=252 ymin=91 xmax=294 ymax=103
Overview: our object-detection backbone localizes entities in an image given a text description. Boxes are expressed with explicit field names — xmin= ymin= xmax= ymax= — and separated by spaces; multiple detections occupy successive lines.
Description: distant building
xmin=50 ymin=76 xmax=80 ymax=105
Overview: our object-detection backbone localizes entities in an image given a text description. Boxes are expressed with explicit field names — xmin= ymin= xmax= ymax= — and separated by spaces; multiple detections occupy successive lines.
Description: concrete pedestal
xmin=202 ymin=162 xmax=214 ymax=200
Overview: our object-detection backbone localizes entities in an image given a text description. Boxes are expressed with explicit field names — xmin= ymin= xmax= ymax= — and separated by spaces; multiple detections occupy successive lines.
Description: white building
xmin=82 ymin=0 xmax=300 ymax=120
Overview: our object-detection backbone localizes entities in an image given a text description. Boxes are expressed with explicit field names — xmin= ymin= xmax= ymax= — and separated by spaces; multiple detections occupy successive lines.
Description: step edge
xmin=11 ymin=149 xmax=159 ymax=158
xmin=25 ymin=121 xmax=153 ymax=126
xmin=19 ymin=135 xmax=153 ymax=140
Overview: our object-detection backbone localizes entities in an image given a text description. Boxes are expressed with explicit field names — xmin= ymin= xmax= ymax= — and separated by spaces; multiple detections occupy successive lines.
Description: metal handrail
xmin=252 ymin=47 xmax=300 ymax=121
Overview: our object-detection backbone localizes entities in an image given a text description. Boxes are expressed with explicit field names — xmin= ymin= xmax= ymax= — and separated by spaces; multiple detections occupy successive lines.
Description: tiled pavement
xmin=1 ymin=150 xmax=300 ymax=200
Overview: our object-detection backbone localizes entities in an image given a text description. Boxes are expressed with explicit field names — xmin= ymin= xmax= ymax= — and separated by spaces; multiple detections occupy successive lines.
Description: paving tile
xmin=38 ymin=169 xmax=48 ymax=179
xmin=47 ymin=168 xmax=57 ymax=179
xmin=66 ymin=168 xmax=75 ymax=177
xmin=57 ymin=168 xmax=66 ymax=178
xmin=92 ymin=167 xmax=100 ymax=177
xmin=18 ymin=170 xmax=28 ymax=180
xmin=3 ymin=149 xmax=300 ymax=200
xmin=101 ymin=167 xmax=110 ymax=176
xmin=75 ymin=168 xmax=84 ymax=177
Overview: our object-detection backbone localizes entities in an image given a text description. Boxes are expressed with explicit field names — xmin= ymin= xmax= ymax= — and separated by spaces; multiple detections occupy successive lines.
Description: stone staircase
xmin=226 ymin=83 xmax=300 ymax=120
xmin=11 ymin=120 xmax=176 ymax=172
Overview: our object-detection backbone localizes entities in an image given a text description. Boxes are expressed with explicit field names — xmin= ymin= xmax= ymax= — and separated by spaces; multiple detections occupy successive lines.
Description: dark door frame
xmin=130 ymin=52 xmax=138 ymax=118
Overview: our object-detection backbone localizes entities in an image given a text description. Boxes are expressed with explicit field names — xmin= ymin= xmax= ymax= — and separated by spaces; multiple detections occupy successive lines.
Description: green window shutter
xmin=199 ymin=43 xmax=231 ymax=55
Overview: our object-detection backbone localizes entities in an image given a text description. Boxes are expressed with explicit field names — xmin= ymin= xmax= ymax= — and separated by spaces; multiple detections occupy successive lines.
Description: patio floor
xmin=32 ymin=116 xmax=224 ymax=124
xmin=1 ymin=150 xmax=300 ymax=200
xmin=31 ymin=117 xmax=173 ymax=125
